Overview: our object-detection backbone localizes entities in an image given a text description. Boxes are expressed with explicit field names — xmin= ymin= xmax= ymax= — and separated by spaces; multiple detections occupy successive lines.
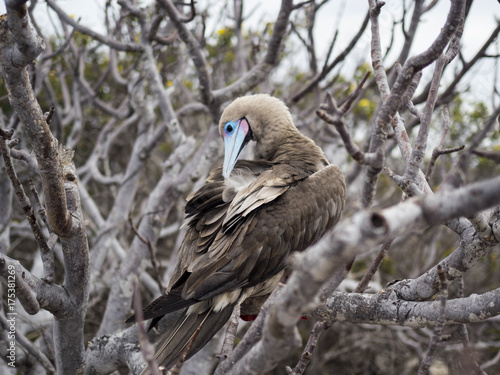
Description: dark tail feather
xmin=141 ymin=304 xmax=236 ymax=375
xmin=125 ymin=291 xmax=197 ymax=325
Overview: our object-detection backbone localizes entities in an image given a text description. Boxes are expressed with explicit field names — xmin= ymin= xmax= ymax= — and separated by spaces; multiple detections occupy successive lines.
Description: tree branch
xmin=313 ymin=286 xmax=500 ymax=328
xmin=46 ymin=0 xmax=143 ymax=52
xmin=212 ymin=0 xmax=295 ymax=105
xmin=226 ymin=173 xmax=500 ymax=374
xmin=0 ymin=6 xmax=80 ymax=238
xmin=0 ymin=127 xmax=55 ymax=282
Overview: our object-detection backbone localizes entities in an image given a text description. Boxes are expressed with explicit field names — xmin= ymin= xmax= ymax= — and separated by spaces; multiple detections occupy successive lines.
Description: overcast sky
xmin=3 ymin=1 xmax=495 ymax=57
xmin=1 ymin=0 xmax=499 ymax=104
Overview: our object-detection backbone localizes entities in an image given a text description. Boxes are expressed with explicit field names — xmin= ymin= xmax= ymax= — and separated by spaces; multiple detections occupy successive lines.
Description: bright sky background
xmin=0 ymin=0 xmax=499 ymax=105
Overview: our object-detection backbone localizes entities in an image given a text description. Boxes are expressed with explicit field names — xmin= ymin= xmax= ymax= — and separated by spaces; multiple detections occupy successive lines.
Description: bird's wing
xmin=169 ymin=162 xmax=345 ymax=304
xmin=221 ymin=167 xmax=296 ymax=229
xmin=134 ymin=162 xmax=345 ymax=324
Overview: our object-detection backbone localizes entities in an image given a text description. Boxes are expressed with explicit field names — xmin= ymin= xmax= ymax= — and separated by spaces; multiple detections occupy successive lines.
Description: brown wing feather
xmin=165 ymin=162 xmax=345 ymax=306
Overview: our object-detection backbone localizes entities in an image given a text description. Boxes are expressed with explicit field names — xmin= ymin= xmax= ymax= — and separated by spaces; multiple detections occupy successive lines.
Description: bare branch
xmin=456 ymin=277 xmax=487 ymax=375
xmin=129 ymin=216 xmax=166 ymax=292
xmin=0 ymin=128 xmax=55 ymax=282
xmin=417 ymin=265 xmax=448 ymax=375
xmin=290 ymin=10 xmax=370 ymax=103
xmin=132 ymin=280 xmax=162 ymax=375
xmin=157 ymin=0 xmax=213 ymax=110
xmin=414 ymin=20 xmax=500 ymax=106
xmin=0 ymin=255 xmax=40 ymax=314
xmin=179 ymin=0 xmax=197 ymax=23
xmin=473 ymin=148 xmax=500 ymax=162
xmin=217 ymin=304 xmax=240 ymax=368
xmin=213 ymin=0 xmax=295 ymax=104
xmin=404 ymin=14 xmax=464 ymax=185
xmin=354 ymin=240 xmax=393 ymax=293
xmin=395 ymin=0 xmax=424 ymax=66
xmin=316 ymin=74 xmax=373 ymax=165
xmin=214 ymin=286 xmax=285 ymax=375
xmin=286 ymin=321 xmax=326 ymax=375
xmin=442 ymin=105 xmax=500 ymax=189
xmin=228 ymin=174 xmax=500 ymax=373
xmin=46 ymin=0 xmax=143 ymax=52
xmin=363 ymin=0 xmax=465 ymax=207
xmin=314 ymin=285 xmax=500 ymax=328
xmin=0 ymin=8 xmax=80 ymax=238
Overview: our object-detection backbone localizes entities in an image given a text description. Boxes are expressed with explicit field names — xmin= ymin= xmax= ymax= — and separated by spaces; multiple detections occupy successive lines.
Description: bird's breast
xmin=222 ymin=172 xmax=258 ymax=202
xmin=225 ymin=173 xmax=257 ymax=192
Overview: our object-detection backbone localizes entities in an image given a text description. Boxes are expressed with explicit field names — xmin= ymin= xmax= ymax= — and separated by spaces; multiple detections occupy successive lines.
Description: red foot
xmin=240 ymin=314 xmax=258 ymax=321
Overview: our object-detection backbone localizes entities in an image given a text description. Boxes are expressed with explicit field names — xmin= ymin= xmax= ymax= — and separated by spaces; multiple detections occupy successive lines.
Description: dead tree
xmin=0 ymin=0 xmax=499 ymax=374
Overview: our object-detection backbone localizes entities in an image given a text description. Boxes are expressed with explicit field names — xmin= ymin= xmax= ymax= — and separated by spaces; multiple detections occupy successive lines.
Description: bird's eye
xmin=225 ymin=123 xmax=234 ymax=133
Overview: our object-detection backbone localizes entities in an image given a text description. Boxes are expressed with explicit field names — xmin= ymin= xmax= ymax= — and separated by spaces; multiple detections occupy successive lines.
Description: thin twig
xmin=316 ymin=73 xmax=373 ymax=166
xmin=354 ymin=240 xmax=393 ymax=293
xmin=42 ymin=28 xmax=76 ymax=61
xmin=426 ymin=145 xmax=465 ymax=181
xmin=417 ymin=265 xmax=449 ymax=375
xmin=179 ymin=0 xmax=196 ymax=23
xmin=339 ymin=71 xmax=371 ymax=112
xmin=28 ymin=177 xmax=60 ymax=249
xmin=316 ymin=98 xmax=365 ymax=164
xmin=425 ymin=106 xmax=465 ymax=181
xmin=213 ymin=285 xmax=285 ymax=375
xmin=440 ymin=105 xmax=500 ymax=190
xmin=46 ymin=0 xmax=143 ymax=52
xmin=456 ymin=277 xmax=487 ymax=375
xmin=0 ymin=128 xmax=55 ymax=283
xmin=286 ymin=321 xmax=327 ymax=375
xmin=133 ymin=280 xmax=162 ymax=375
xmin=384 ymin=166 xmax=424 ymax=197
xmin=128 ymin=216 xmax=166 ymax=292
xmin=28 ymin=178 xmax=50 ymax=229
xmin=291 ymin=11 xmax=370 ymax=103
xmin=45 ymin=106 xmax=56 ymax=125
xmin=472 ymin=149 xmax=500 ymax=162
xmin=217 ymin=304 xmax=241 ymax=366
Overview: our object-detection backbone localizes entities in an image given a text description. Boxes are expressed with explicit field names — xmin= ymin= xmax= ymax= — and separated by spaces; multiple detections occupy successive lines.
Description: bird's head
xmin=218 ymin=94 xmax=296 ymax=178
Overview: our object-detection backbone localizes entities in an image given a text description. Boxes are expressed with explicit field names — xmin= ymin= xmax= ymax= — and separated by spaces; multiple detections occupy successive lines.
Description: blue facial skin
xmin=222 ymin=118 xmax=249 ymax=178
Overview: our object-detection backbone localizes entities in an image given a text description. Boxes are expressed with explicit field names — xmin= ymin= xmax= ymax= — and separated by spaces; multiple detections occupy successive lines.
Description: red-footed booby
xmin=127 ymin=94 xmax=346 ymax=374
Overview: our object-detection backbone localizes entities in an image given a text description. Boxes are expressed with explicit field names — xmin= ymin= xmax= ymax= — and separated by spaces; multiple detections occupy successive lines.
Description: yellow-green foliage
xmin=353 ymin=98 xmax=376 ymax=120
xmin=351 ymin=259 xmax=367 ymax=274
xmin=380 ymin=255 xmax=395 ymax=276
xmin=207 ymin=27 xmax=235 ymax=60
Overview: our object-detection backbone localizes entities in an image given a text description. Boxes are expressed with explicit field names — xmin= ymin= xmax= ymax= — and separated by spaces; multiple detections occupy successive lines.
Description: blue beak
xmin=222 ymin=118 xmax=250 ymax=178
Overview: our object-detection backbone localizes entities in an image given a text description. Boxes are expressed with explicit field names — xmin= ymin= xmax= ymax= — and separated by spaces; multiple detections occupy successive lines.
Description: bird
xmin=127 ymin=94 xmax=346 ymax=374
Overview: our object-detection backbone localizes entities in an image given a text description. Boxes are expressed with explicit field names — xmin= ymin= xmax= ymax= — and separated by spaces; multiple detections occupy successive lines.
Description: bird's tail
xmin=141 ymin=304 xmax=235 ymax=375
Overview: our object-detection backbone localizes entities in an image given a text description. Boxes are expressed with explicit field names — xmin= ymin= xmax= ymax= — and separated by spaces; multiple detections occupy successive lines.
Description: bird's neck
xmin=257 ymin=132 xmax=328 ymax=172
